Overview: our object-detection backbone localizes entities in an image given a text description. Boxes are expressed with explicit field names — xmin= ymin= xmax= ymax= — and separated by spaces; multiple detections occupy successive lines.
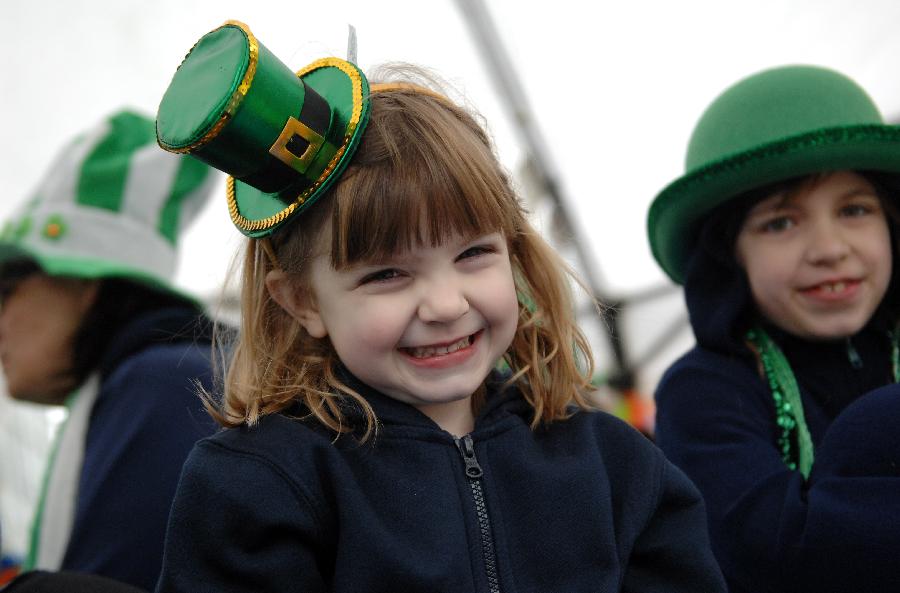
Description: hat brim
xmin=228 ymin=58 xmax=369 ymax=237
xmin=648 ymin=124 xmax=900 ymax=284
xmin=0 ymin=243 xmax=201 ymax=307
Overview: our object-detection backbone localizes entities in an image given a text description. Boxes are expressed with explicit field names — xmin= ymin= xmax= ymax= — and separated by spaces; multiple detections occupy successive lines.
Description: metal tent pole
xmin=452 ymin=0 xmax=634 ymax=388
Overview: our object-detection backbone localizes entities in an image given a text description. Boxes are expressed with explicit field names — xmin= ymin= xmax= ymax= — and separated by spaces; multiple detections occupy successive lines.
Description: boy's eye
xmin=360 ymin=268 xmax=403 ymax=284
xmin=840 ymin=203 xmax=874 ymax=217
xmin=759 ymin=216 xmax=794 ymax=233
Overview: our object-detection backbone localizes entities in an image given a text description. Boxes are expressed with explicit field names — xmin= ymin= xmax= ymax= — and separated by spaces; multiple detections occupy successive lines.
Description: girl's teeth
xmin=409 ymin=336 xmax=471 ymax=359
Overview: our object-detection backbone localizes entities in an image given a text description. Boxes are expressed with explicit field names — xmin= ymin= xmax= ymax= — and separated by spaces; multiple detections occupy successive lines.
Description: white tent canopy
xmin=6 ymin=1 xmax=900 ymax=297
xmin=3 ymin=0 xmax=900 ymax=559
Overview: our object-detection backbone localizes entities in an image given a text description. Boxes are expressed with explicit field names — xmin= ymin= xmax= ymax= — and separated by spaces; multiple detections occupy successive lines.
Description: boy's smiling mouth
xmin=799 ymin=278 xmax=861 ymax=300
xmin=817 ymin=281 xmax=848 ymax=293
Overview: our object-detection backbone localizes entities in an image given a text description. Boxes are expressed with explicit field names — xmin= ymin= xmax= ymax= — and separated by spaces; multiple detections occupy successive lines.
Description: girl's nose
xmin=804 ymin=221 xmax=850 ymax=265
xmin=417 ymin=280 xmax=469 ymax=323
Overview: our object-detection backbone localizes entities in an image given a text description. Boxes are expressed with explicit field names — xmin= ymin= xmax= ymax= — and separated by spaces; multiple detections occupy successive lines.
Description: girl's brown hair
xmin=209 ymin=73 xmax=597 ymax=438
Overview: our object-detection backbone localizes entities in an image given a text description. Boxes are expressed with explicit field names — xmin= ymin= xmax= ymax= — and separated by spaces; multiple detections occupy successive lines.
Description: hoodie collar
xmin=98 ymin=306 xmax=214 ymax=378
xmin=330 ymin=367 xmax=529 ymax=438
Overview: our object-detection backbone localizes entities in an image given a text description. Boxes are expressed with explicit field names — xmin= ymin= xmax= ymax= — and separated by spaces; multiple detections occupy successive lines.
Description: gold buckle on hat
xmin=269 ymin=116 xmax=325 ymax=174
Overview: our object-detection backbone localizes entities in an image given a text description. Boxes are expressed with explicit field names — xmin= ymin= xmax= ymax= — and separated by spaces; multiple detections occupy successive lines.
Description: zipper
xmin=456 ymin=434 xmax=502 ymax=593
xmin=845 ymin=337 xmax=863 ymax=369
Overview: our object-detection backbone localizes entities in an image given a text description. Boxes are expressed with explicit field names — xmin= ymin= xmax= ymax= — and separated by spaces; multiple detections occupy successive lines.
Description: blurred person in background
xmin=0 ymin=109 xmax=220 ymax=591
xmin=648 ymin=65 xmax=900 ymax=592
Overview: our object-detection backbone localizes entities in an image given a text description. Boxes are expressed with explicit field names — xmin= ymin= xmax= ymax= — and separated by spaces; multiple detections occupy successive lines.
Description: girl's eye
xmin=759 ymin=216 xmax=794 ymax=233
xmin=457 ymin=244 xmax=496 ymax=261
xmin=360 ymin=268 xmax=403 ymax=285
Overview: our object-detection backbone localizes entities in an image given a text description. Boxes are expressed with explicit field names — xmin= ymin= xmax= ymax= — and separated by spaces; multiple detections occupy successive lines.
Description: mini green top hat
xmin=648 ymin=65 xmax=900 ymax=284
xmin=156 ymin=20 xmax=370 ymax=238
xmin=0 ymin=109 xmax=216 ymax=295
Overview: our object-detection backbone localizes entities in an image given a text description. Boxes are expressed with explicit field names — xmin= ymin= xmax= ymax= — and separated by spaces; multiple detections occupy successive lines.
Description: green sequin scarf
xmin=746 ymin=326 xmax=900 ymax=479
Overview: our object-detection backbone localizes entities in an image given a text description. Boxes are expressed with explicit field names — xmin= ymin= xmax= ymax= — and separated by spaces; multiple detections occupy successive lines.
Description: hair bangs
xmin=328 ymin=92 xmax=519 ymax=268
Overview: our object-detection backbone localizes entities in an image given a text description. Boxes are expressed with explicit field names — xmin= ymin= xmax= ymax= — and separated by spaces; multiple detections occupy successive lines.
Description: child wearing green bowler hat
xmin=648 ymin=64 xmax=900 ymax=593
xmin=152 ymin=20 xmax=727 ymax=593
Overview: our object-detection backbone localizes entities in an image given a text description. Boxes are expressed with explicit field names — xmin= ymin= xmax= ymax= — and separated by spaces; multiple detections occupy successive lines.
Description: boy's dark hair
xmin=0 ymin=259 xmax=41 ymax=304
xmin=861 ymin=171 xmax=900 ymax=325
xmin=709 ymin=170 xmax=900 ymax=250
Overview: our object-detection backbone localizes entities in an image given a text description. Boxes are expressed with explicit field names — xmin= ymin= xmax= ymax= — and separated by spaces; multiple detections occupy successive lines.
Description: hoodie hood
xmin=682 ymin=200 xmax=757 ymax=356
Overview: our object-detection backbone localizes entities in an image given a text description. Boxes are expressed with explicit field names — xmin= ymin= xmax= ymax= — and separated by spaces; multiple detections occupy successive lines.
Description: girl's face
xmin=270 ymin=231 xmax=519 ymax=436
xmin=0 ymin=272 xmax=98 ymax=403
xmin=735 ymin=170 xmax=893 ymax=341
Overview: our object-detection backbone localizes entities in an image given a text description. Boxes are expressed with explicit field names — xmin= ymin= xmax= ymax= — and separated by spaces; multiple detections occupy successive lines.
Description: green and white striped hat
xmin=0 ymin=109 xmax=217 ymax=295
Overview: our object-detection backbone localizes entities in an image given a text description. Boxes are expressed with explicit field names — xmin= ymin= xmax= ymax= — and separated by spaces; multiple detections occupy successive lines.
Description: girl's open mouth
xmin=401 ymin=331 xmax=481 ymax=359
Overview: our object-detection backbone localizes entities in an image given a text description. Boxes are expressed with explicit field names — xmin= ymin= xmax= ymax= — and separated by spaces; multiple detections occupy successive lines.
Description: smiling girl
xmin=648 ymin=65 xmax=900 ymax=592
xmin=150 ymin=21 xmax=726 ymax=593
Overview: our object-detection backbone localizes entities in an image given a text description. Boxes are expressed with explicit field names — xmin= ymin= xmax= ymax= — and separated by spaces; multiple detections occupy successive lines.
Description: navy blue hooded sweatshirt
xmin=155 ymin=373 xmax=726 ymax=593
xmin=55 ymin=306 xmax=218 ymax=591
xmin=654 ymin=208 xmax=900 ymax=593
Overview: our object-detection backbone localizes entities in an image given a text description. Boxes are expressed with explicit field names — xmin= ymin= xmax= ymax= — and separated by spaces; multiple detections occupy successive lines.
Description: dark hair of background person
xmin=71 ymin=279 xmax=204 ymax=384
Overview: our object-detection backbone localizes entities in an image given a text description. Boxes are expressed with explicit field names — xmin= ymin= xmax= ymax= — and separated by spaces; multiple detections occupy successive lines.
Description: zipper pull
xmin=456 ymin=434 xmax=483 ymax=479
xmin=846 ymin=338 xmax=863 ymax=370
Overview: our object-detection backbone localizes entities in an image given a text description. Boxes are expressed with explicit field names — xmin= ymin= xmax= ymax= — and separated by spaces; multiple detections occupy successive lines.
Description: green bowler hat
xmin=648 ymin=65 xmax=900 ymax=284
xmin=156 ymin=20 xmax=370 ymax=237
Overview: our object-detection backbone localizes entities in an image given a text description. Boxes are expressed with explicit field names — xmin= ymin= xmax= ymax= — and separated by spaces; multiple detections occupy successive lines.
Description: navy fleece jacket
xmin=156 ymin=374 xmax=726 ymax=593
xmin=57 ymin=307 xmax=218 ymax=590
xmin=655 ymin=218 xmax=900 ymax=593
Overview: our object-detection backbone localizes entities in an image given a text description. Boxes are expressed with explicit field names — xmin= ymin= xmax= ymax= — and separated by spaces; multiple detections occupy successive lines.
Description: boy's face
xmin=0 ymin=272 xmax=98 ymax=403
xmin=735 ymin=170 xmax=893 ymax=341
xmin=271 ymin=231 xmax=519 ymax=436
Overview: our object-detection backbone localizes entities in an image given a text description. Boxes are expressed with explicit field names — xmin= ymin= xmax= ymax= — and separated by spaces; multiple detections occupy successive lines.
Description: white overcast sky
xmin=6 ymin=0 xmax=900 ymax=555
xmin=5 ymin=0 xmax=900 ymax=296
xmin=4 ymin=0 xmax=900 ymax=389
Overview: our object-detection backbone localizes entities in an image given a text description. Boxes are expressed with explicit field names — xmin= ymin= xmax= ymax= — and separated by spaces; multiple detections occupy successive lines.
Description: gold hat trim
xmin=163 ymin=20 xmax=259 ymax=154
xmin=227 ymin=57 xmax=366 ymax=233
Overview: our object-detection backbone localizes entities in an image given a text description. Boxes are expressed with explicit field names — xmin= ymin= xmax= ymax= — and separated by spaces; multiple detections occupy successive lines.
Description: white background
xmin=6 ymin=0 xmax=900 ymax=396
xmin=5 ymin=0 xmax=900 ymax=299
xmin=3 ymin=0 xmax=900 ymax=556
